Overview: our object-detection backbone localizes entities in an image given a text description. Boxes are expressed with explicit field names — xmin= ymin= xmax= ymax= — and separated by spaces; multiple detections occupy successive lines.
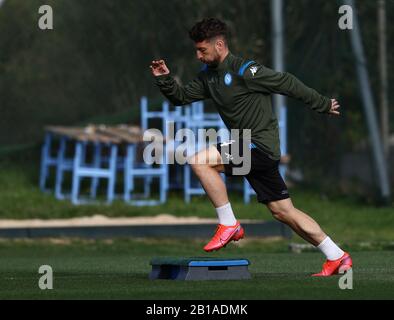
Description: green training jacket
xmin=155 ymin=53 xmax=331 ymax=160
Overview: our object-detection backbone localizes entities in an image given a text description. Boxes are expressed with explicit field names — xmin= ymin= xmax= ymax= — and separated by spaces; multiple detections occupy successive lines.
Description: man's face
xmin=194 ymin=39 xmax=221 ymax=67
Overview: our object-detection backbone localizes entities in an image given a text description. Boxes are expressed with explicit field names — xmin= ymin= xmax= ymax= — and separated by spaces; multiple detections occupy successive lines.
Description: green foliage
xmin=0 ymin=0 xmax=393 ymax=192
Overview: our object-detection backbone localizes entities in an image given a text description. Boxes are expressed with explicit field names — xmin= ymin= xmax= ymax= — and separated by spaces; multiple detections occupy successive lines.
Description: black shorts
xmin=215 ymin=140 xmax=290 ymax=205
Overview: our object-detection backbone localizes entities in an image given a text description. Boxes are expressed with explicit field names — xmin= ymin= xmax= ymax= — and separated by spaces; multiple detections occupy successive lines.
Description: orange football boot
xmin=312 ymin=252 xmax=353 ymax=277
xmin=204 ymin=221 xmax=244 ymax=252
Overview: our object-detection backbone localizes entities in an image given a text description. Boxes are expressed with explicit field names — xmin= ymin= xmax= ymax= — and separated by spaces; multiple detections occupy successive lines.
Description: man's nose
xmin=196 ymin=51 xmax=203 ymax=60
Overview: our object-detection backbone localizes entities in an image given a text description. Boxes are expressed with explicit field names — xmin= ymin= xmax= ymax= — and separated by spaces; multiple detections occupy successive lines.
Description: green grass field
xmin=1 ymin=160 xmax=394 ymax=246
xmin=0 ymin=238 xmax=393 ymax=300
xmin=1 ymin=154 xmax=394 ymax=300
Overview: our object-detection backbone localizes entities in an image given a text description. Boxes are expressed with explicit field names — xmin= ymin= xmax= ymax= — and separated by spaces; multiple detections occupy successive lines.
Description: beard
xmin=206 ymin=60 xmax=219 ymax=67
xmin=204 ymin=52 xmax=221 ymax=67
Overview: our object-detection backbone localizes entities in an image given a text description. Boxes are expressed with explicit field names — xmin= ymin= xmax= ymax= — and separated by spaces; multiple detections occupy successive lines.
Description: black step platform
xmin=149 ymin=257 xmax=251 ymax=281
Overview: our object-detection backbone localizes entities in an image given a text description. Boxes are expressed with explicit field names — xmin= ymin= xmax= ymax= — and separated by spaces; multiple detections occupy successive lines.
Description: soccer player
xmin=150 ymin=18 xmax=352 ymax=276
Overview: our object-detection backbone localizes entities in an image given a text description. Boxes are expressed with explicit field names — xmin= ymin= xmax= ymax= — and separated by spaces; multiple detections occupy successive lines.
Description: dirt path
xmin=0 ymin=215 xmax=261 ymax=228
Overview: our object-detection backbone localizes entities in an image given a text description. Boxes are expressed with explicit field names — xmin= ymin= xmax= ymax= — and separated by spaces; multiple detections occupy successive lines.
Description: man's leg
xmin=267 ymin=198 xmax=352 ymax=276
xmin=189 ymin=145 xmax=244 ymax=251
xmin=188 ymin=145 xmax=228 ymax=208
xmin=267 ymin=198 xmax=326 ymax=246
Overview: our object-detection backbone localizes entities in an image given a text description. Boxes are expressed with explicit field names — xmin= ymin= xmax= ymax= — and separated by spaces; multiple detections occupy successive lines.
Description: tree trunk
xmin=378 ymin=0 xmax=389 ymax=158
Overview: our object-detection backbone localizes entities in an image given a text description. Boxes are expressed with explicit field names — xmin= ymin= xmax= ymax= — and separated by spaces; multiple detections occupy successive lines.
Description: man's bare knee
xmin=267 ymin=199 xmax=294 ymax=221
xmin=213 ymin=164 xmax=225 ymax=173
xmin=188 ymin=145 xmax=223 ymax=168
xmin=191 ymin=163 xmax=224 ymax=178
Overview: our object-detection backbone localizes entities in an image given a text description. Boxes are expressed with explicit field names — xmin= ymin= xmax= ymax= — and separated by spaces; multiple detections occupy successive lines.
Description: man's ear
xmin=215 ymin=38 xmax=226 ymax=50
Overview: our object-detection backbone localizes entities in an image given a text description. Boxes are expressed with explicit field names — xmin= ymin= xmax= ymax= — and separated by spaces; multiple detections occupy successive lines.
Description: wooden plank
xmin=96 ymin=125 xmax=143 ymax=143
xmin=97 ymin=125 xmax=165 ymax=143
xmin=45 ymin=125 xmax=166 ymax=144
xmin=45 ymin=125 xmax=121 ymax=144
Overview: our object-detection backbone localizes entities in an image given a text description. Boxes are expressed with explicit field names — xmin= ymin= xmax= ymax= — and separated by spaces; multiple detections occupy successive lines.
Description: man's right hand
xmin=150 ymin=60 xmax=170 ymax=77
xmin=328 ymin=99 xmax=341 ymax=116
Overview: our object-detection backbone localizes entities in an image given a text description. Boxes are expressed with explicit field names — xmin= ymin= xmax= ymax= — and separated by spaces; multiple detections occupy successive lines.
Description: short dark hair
xmin=189 ymin=18 xmax=228 ymax=43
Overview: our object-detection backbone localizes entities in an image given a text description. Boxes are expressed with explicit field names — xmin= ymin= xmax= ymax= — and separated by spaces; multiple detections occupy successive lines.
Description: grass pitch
xmin=0 ymin=238 xmax=393 ymax=300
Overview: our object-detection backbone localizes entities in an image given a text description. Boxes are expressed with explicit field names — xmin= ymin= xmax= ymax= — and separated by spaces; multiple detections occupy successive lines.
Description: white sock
xmin=317 ymin=236 xmax=345 ymax=261
xmin=216 ymin=203 xmax=237 ymax=226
